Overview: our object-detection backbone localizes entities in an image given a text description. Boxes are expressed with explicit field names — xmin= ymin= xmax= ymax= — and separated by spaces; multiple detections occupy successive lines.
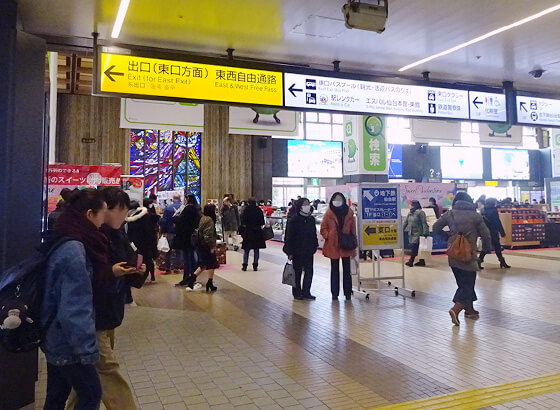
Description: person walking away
xmin=433 ymin=192 xmax=491 ymax=326
xmin=320 ymin=192 xmax=357 ymax=301
xmin=159 ymin=194 xmax=182 ymax=272
xmin=41 ymin=188 xmax=107 ymax=410
xmin=220 ymin=196 xmax=240 ymax=251
xmin=66 ymin=187 xmax=146 ymax=410
xmin=479 ymin=197 xmax=510 ymax=269
xmin=240 ymin=198 xmax=266 ymax=271
xmin=403 ymin=200 xmax=430 ymax=267
xmin=427 ymin=197 xmax=441 ymax=219
xmin=283 ymin=198 xmax=319 ymax=300
xmin=172 ymin=193 xmax=202 ymax=286
xmin=185 ymin=204 xmax=220 ymax=292
xmin=127 ymin=199 xmax=160 ymax=282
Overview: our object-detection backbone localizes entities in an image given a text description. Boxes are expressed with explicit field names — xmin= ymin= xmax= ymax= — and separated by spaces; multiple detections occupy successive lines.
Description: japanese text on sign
xmin=361 ymin=188 xmax=399 ymax=221
xmin=99 ymin=53 xmax=283 ymax=106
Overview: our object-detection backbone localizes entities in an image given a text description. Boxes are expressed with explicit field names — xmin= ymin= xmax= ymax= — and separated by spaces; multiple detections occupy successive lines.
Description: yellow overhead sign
xmin=99 ymin=53 xmax=283 ymax=106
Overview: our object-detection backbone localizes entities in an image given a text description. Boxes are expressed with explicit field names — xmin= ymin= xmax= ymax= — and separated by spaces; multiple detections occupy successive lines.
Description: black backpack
xmin=0 ymin=238 xmax=70 ymax=352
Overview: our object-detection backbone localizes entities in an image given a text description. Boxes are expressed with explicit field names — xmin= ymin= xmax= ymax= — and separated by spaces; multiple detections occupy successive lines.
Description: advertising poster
xmin=359 ymin=184 xmax=401 ymax=250
xmin=287 ymin=140 xmax=342 ymax=178
xmin=363 ymin=115 xmax=387 ymax=173
xmin=121 ymin=175 xmax=144 ymax=204
xmin=400 ymin=183 xmax=456 ymax=210
xmin=343 ymin=115 xmax=359 ymax=175
xmin=551 ymin=129 xmax=560 ymax=178
xmin=47 ymin=165 xmax=122 ymax=213
xmin=388 ymin=144 xmax=403 ymax=178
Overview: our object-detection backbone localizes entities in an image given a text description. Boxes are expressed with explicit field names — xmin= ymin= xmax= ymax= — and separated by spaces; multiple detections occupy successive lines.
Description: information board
xmin=99 ymin=52 xmax=283 ymax=106
xmin=284 ymin=73 xmax=470 ymax=119
xmin=359 ymin=184 xmax=402 ymax=250
xmin=469 ymin=91 xmax=507 ymax=122
xmin=517 ymin=96 xmax=560 ymax=127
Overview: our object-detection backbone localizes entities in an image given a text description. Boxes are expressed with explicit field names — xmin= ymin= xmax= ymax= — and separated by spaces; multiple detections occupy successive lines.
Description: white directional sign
xmin=517 ymin=96 xmax=560 ymax=127
xmin=284 ymin=73 xmax=470 ymax=120
xmin=468 ymin=91 xmax=507 ymax=122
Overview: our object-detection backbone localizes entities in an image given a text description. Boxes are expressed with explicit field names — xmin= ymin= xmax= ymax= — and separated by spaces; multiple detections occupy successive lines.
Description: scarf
xmin=330 ymin=202 xmax=349 ymax=230
xmin=54 ymin=207 xmax=108 ymax=272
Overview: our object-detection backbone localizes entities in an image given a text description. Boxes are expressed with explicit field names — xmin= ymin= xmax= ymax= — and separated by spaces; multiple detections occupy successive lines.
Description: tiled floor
xmin=35 ymin=242 xmax=560 ymax=409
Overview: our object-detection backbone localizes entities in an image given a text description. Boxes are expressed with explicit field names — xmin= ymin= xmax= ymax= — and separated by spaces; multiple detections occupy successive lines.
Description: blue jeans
xmin=243 ymin=249 xmax=260 ymax=265
xmin=182 ymin=247 xmax=198 ymax=282
xmin=44 ymin=362 xmax=101 ymax=410
xmin=451 ymin=267 xmax=477 ymax=305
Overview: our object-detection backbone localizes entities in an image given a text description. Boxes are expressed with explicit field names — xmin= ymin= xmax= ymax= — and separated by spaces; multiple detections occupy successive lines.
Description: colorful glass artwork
xmin=130 ymin=129 xmax=202 ymax=198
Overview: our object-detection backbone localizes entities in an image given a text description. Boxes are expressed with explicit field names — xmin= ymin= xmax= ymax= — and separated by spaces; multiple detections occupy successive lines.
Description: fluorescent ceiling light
xmin=398 ymin=4 xmax=560 ymax=72
xmin=111 ymin=0 xmax=131 ymax=39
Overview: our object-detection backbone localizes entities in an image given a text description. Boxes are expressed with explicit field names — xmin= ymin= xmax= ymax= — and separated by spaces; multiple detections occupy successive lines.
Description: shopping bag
xmin=476 ymin=237 xmax=482 ymax=252
xmin=157 ymin=236 xmax=170 ymax=253
xmin=419 ymin=236 xmax=433 ymax=253
xmin=350 ymin=255 xmax=360 ymax=276
xmin=282 ymin=261 xmax=296 ymax=287
xmin=262 ymin=225 xmax=274 ymax=241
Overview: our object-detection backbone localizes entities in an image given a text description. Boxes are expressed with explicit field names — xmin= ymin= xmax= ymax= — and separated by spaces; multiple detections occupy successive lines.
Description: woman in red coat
xmin=320 ymin=192 xmax=357 ymax=300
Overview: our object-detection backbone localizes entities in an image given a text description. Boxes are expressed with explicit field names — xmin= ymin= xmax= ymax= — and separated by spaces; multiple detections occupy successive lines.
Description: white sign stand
xmin=355 ymin=183 xmax=415 ymax=299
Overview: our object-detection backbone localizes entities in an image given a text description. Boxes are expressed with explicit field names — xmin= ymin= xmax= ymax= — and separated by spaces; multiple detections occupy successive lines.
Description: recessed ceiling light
xmin=398 ymin=4 xmax=560 ymax=72
xmin=111 ymin=0 xmax=131 ymax=39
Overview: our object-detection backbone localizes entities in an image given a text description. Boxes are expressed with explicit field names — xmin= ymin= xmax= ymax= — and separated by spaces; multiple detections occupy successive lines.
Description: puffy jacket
xmin=41 ymin=240 xmax=98 ymax=366
xmin=403 ymin=209 xmax=429 ymax=244
xmin=198 ymin=216 xmax=218 ymax=249
xmin=320 ymin=208 xmax=357 ymax=259
xmin=283 ymin=213 xmax=319 ymax=257
xmin=220 ymin=204 xmax=240 ymax=232
xmin=433 ymin=200 xmax=492 ymax=271
xmin=127 ymin=208 xmax=160 ymax=259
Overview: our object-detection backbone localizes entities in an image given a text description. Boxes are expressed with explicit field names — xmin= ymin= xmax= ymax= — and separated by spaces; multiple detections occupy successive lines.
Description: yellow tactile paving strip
xmin=375 ymin=372 xmax=560 ymax=409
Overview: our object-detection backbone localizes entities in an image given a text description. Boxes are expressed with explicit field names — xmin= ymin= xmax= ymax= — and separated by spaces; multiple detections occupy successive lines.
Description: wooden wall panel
xmin=202 ymin=104 xmax=252 ymax=203
xmin=56 ymin=94 xmax=130 ymax=173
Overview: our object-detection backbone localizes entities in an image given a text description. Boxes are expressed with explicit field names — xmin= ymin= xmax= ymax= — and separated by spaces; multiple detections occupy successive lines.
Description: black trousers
xmin=451 ymin=267 xmax=477 ymax=305
xmin=44 ymin=362 xmax=101 ymax=410
xmin=292 ymin=253 xmax=314 ymax=297
xmin=479 ymin=231 xmax=505 ymax=263
xmin=145 ymin=258 xmax=155 ymax=281
xmin=330 ymin=257 xmax=351 ymax=297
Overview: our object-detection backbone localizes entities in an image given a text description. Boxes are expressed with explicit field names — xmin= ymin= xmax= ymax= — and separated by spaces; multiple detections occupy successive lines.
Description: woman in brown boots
xmin=433 ymin=192 xmax=491 ymax=326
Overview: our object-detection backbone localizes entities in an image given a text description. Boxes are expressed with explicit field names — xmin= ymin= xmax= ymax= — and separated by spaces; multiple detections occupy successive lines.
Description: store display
xmin=440 ymin=147 xmax=483 ymax=179
xmin=287 ymin=140 xmax=343 ymax=178
xmin=499 ymin=208 xmax=545 ymax=247
xmin=491 ymin=149 xmax=530 ymax=180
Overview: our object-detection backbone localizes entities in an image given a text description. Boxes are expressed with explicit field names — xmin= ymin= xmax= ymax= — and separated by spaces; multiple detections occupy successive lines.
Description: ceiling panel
xmin=16 ymin=0 xmax=560 ymax=93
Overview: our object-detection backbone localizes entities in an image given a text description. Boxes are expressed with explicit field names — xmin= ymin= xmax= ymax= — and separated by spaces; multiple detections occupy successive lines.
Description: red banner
xmin=47 ymin=165 xmax=122 ymax=213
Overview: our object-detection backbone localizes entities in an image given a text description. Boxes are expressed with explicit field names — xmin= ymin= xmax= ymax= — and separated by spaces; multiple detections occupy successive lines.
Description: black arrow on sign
xmin=365 ymin=226 xmax=376 ymax=236
xmin=104 ymin=65 xmax=124 ymax=82
xmin=520 ymin=101 xmax=528 ymax=112
xmin=288 ymin=83 xmax=303 ymax=98
xmin=472 ymin=96 xmax=483 ymax=109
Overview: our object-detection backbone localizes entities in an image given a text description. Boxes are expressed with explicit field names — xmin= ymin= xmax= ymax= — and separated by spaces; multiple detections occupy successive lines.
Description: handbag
xmin=262 ymin=225 xmax=274 ymax=241
xmin=157 ymin=236 xmax=170 ymax=253
xmin=282 ymin=261 xmax=296 ymax=287
xmin=447 ymin=212 xmax=474 ymax=262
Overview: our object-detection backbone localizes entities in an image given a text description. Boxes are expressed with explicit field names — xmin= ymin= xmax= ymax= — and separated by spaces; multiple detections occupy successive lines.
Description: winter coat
xmin=482 ymin=206 xmax=506 ymax=237
xmin=220 ymin=204 xmax=240 ymax=232
xmin=95 ymin=225 xmax=136 ymax=331
xmin=198 ymin=216 xmax=218 ymax=249
xmin=160 ymin=200 xmax=182 ymax=234
xmin=41 ymin=240 xmax=99 ymax=366
xmin=47 ymin=203 xmax=64 ymax=231
xmin=403 ymin=209 xmax=429 ymax=244
xmin=240 ymin=204 xmax=266 ymax=250
xmin=433 ymin=200 xmax=492 ymax=271
xmin=172 ymin=204 xmax=202 ymax=249
xmin=320 ymin=208 xmax=357 ymax=259
xmin=426 ymin=204 xmax=441 ymax=219
xmin=127 ymin=207 xmax=160 ymax=259
xmin=283 ymin=213 xmax=319 ymax=257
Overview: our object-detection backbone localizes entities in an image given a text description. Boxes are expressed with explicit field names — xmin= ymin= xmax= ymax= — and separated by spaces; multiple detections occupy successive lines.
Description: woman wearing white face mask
xmin=283 ymin=198 xmax=319 ymax=300
xmin=320 ymin=192 xmax=358 ymax=300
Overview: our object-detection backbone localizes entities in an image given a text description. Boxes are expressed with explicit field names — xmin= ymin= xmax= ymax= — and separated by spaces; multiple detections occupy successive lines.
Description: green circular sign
xmin=365 ymin=116 xmax=383 ymax=136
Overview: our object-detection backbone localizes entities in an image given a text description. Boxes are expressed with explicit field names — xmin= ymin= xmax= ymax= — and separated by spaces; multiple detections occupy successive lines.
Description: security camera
xmin=529 ymin=69 xmax=545 ymax=79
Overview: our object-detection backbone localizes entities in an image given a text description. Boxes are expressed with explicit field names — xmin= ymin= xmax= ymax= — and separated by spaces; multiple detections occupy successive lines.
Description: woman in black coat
xmin=127 ymin=200 xmax=160 ymax=281
xmin=172 ymin=194 xmax=202 ymax=286
xmin=240 ymin=197 xmax=266 ymax=271
xmin=479 ymin=197 xmax=510 ymax=269
xmin=283 ymin=198 xmax=319 ymax=300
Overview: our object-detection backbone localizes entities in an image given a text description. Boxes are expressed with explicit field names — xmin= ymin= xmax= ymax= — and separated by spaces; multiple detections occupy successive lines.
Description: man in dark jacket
xmin=240 ymin=198 xmax=266 ymax=271
xmin=220 ymin=196 xmax=240 ymax=251
xmin=67 ymin=187 xmax=145 ymax=410
xmin=159 ymin=193 xmax=183 ymax=271
xmin=283 ymin=198 xmax=319 ymax=300
xmin=173 ymin=193 xmax=201 ymax=286
xmin=479 ymin=197 xmax=510 ymax=269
